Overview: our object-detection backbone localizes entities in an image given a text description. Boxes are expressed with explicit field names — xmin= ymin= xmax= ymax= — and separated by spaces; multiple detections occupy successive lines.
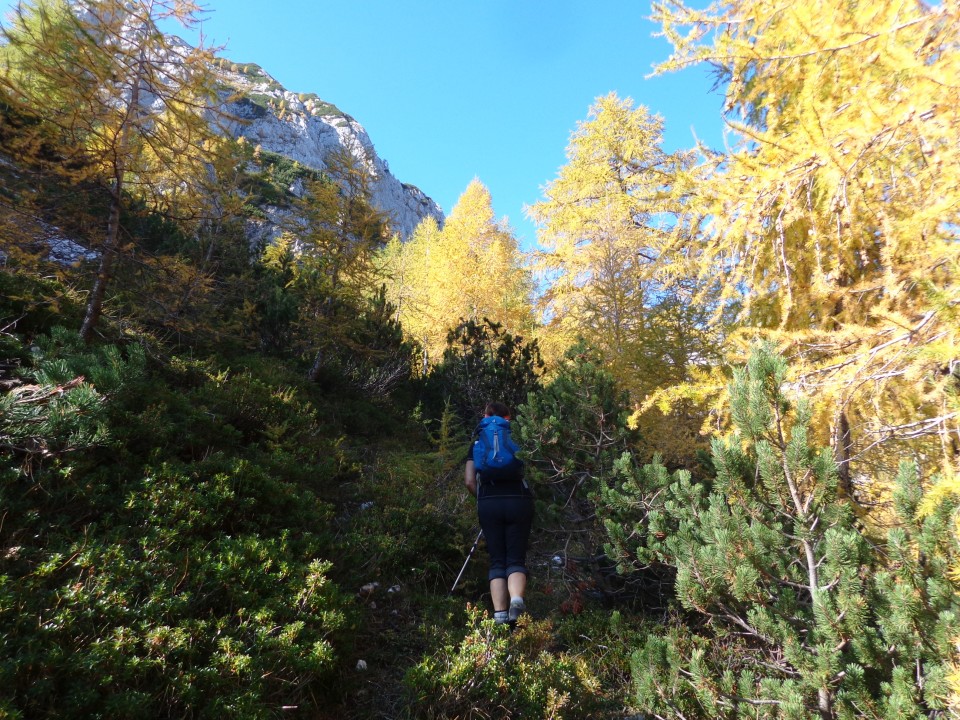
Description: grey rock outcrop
xmin=216 ymin=62 xmax=443 ymax=240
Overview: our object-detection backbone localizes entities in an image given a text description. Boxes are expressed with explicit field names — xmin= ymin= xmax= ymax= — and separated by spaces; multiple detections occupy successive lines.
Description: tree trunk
xmin=833 ymin=410 xmax=853 ymax=499
xmin=307 ymin=348 xmax=324 ymax=383
xmin=818 ymin=687 xmax=832 ymax=719
xmin=79 ymin=191 xmax=122 ymax=343
xmin=80 ymin=43 xmax=146 ymax=343
xmin=777 ymin=402 xmax=834 ymax=720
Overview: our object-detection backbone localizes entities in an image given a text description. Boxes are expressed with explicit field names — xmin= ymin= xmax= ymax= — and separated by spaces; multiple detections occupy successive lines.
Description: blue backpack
xmin=473 ymin=415 xmax=524 ymax=483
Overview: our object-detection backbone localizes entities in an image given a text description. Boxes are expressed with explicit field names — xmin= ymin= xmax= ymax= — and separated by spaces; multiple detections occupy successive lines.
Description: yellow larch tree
xmin=382 ymin=178 xmax=533 ymax=370
xmin=290 ymin=148 xmax=390 ymax=382
xmin=648 ymin=0 xmax=960 ymax=485
xmin=379 ymin=232 xmax=420 ymax=335
xmin=441 ymin=179 xmax=532 ymax=333
xmin=381 ymin=215 xmax=447 ymax=370
xmin=0 ymin=0 xmax=231 ymax=342
xmin=528 ymin=93 xmax=717 ymax=464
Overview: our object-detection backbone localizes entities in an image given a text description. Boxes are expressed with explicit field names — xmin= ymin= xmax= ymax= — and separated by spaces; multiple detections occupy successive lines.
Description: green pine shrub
xmin=515 ymin=344 xmax=655 ymax=609
xmin=868 ymin=462 xmax=959 ymax=717
xmin=0 ymin=326 xmax=145 ymax=475
xmin=238 ymin=147 xmax=327 ymax=209
xmin=422 ymin=317 xmax=543 ymax=429
xmin=0 ymin=320 xmax=365 ymax=718
xmin=550 ymin=608 xmax=651 ymax=708
xmin=599 ymin=343 xmax=960 ymax=719
xmin=338 ymin=437 xmax=471 ymax=591
xmin=516 ymin=343 xmax=633 ymax=503
xmin=0 ymin=271 xmax=86 ymax=338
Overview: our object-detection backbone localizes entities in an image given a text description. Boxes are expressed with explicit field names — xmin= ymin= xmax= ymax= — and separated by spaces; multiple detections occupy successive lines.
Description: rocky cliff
xmin=215 ymin=60 xmax=444 ymax=241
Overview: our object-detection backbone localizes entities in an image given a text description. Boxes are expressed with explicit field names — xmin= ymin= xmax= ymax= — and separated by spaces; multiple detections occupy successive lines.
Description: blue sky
xmin=5 ymin=1 xmax=728 ymax=249
xmin=183 ymin=1 xmax=727 ymax=248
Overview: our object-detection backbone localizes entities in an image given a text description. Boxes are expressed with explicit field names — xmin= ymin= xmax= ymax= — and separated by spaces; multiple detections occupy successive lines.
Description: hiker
xmin=464 ymin=401 xmax=534 ymax=625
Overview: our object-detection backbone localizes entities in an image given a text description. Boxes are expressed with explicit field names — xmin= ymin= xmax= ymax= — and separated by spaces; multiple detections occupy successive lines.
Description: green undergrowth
xmin=403 ymin=606 xmax=645 ymax=720
xmin=322 ymin=433 xmax=641 ymax=718
xmin=239 ymin=148 xmax=328 ymax=211
xmin=0 ymin=270 xmax=641 ymax=719
xmin=1 ymin=275 xmax=368 ymax=716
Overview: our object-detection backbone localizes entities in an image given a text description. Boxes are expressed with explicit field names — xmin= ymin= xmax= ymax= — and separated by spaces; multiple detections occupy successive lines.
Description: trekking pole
xmin=449 ymin=530 xmax=483 ymax=595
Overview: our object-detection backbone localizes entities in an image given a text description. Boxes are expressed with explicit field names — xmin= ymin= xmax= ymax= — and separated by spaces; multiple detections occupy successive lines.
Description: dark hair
xmin=484 ymin=401 xmax=511 ymax=418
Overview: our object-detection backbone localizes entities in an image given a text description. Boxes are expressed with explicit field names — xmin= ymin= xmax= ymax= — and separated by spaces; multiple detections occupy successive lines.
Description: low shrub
xmin=0 ymin=451 xmax=350 ymax=719
xmin=404 ymin=607 xmax=609 ymax=719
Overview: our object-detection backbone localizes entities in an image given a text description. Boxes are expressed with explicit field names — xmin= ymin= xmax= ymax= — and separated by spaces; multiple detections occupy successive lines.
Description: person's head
xmin=484 ymin=401 xmax=511 ymax=419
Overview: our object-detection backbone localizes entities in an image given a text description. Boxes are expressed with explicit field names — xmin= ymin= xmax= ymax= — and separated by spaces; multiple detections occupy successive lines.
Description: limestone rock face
xmin=216 ymin=62 xmax=444 ymax=240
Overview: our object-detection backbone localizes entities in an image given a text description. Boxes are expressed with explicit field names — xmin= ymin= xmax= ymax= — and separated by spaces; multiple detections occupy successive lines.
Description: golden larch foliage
xmin=648 ymin=0 xmax=960 ymax=482
xmin=381 ymin=179 xmax=533 ymax=368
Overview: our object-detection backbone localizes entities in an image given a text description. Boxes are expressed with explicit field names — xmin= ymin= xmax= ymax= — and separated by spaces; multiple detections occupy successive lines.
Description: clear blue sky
xmin=183 ymin=1 xmax=727 ymax=248
xmin=5 ymin=1 xmax=728 ymax=249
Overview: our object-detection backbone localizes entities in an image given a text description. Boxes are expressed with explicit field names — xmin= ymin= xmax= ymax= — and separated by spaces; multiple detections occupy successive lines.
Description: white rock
xmin=359 ymin=581 xmax=380 ymax=596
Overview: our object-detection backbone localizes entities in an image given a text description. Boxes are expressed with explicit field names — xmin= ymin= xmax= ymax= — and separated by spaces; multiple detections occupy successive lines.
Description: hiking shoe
xmin=494 ymin=610 xmax=509 ymax=625
xmin=508 ymin=598 xmax=526 ymax=623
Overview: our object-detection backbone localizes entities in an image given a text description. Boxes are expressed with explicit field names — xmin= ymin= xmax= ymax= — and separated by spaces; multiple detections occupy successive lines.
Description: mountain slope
xmin=215 ymin=59 xmax=444 ymax=240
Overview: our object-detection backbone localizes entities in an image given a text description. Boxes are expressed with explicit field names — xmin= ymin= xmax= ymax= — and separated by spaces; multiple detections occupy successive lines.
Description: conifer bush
xmin=600 ymin=344 xmax=960 ymax=718
xmin=338 ymin=432 xmax=472 ymax=593
xmin=1 ymin=443 xmax=351 ymax=719
xmin=0 ymin=326 xmax=144 ymax=474
xmin=516 ymin=343 xmax=633 ymax=502
xmin=423 ymin=317 xmax=542 ymax=428
xmin=515 ymin=345 xmax=654 ymax=607
xmin=0 ymin=271 xmax=85 ymax=337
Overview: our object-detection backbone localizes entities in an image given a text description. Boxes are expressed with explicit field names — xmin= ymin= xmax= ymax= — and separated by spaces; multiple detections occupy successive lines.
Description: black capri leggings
xmin=477 ymin=491 xmax=534 ymax=581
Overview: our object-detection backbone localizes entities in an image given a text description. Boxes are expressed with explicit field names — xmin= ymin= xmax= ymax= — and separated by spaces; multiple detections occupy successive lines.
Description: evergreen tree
xmin=518 ymin=343 xmax=633 ymax=509
xmin=251 ymin=234 xmax=300 ymax=354
xmin=601 ymin=344 xmax=960 ymax=718
xmin=513 ymin=345 xmax=644 ymax=606
xmin=870 ymin=462 xmax=960 ymax=719
xmin=331 ymin=284 xmax=415 ymax=398
xmin=423 ymin=317 xmax=542 ymax=428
